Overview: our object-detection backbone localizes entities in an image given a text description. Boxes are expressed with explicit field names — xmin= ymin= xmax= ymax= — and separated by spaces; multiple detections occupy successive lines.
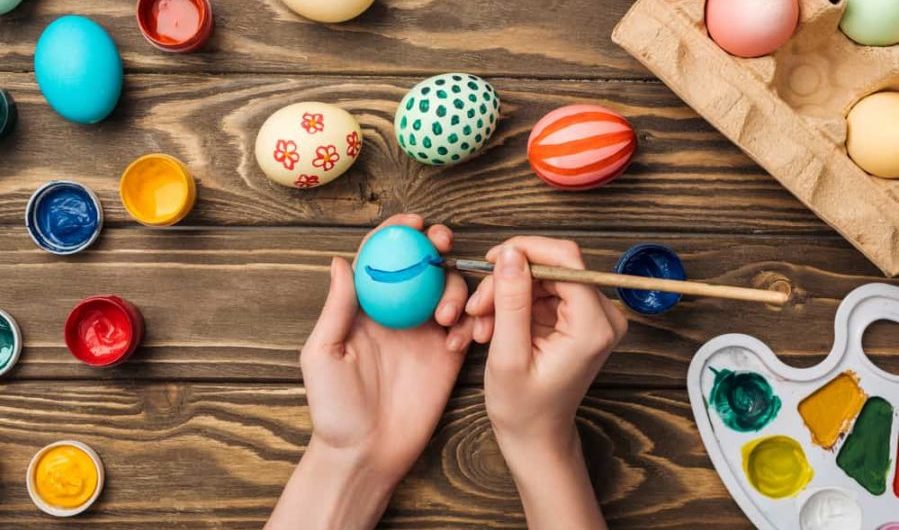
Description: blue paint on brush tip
xmin=365 ymin=255 xmax=444 ymax=283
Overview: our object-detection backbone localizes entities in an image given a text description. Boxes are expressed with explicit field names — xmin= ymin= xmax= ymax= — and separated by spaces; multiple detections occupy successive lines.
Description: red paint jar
xmin=65 ymin=296 xmax=145 ymax=367
xmin=136 ymin=0 xmax=213 ymax=53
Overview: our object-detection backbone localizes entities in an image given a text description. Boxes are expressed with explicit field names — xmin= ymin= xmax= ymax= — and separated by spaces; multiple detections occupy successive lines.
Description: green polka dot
xmin=468 ymin=94 xmax=477 ymax=103
xmin=423 ymin=137 xmax=432 ymax=149
xmin=463 ymin=125 xmax=472 ymax=135
xmin=479 ymin=103 xmax=488 ymax=115
xmin=431 ymin=159 xmax=444 ymax=165
xmin=408 ymin=134 xmax=417 ymax=146
xmin=432 ymin=122 xmax=443 ymax=136
xmin=419 ymin=100 xmax=430 ymax=113
xmin=436 ymin=105 xmax=447 ymax=118
xmin=493 ymin=99 xmax=499 ymax=109
xmin=485 ymin=127 xmax=492 ymax=136
xmin=452 ymin=85 xmax=462 ymax=93
xmin=448 ymin=133 xmax=459 ymax=144
xmin=451 ymin=154 xmax=460 ymax=161
xmin=460 ymin=142 xmax=470 ymax=150
xmin=467 ymin=81 xmax=478 ymax=90
xmin=422 ymin=87 xmax=431 ymax=95
xmin=453 ymin=99 xmax=465 ymax=110
xmin=405 ymin=98 xmax=415 ymax=111
xmin=400 ymin=116 xmax=408 ymax=129
xmin=437 ymin=146 xmax=448 ymax=155
xmin=477 ymin=118 xmax=484 ymax=128
xmin=436 ymin=90 xmax=447 ymax=99
xmin=436 ymin=79 xmax=446 ymax=86
xmin=483 ymin=92 xmax=492 ymax=101
xmin=470 ymin=147 xmax=477 ymax=153
xmin=452 ymin=75 xmax=463 ymax=81
xmin=451 ymin=115 xmax=461 ymax=126
xmin=399 ymin=135 xmax=406 ymax=147
xmin=418 ymin=152 xmax=428 ymax=159
xmin=475 ymin=134 xmax=483 ymax=143
xmin=489 ymin=114 xmax=495 ymax=124
xmin=486 ymin=83 xmax=494 ymax=92
xmin=468 ymin=74 xmax=478 ymax=80
xmin=413 ymin=119 xmax=422 ymax=131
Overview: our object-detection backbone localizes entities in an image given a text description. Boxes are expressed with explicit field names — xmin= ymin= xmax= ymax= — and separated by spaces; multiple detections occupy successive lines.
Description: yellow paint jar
xmin=27 ymin=440 xmax=104 ymax=517
xmin=120 ymin=154 xmax=197 ymax=226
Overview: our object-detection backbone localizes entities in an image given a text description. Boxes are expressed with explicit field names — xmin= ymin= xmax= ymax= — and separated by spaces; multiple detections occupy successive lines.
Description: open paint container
xmin=614 ymin=243 xmax=686 ymax=314
xmin=136 ymin=0 xmax=213 ymax=53
xmin=0 ymin=89 xmax=16 ymax=139
xmin=65 ymin=296 xmax=145 ymax=367
xmin=25 ymin=181 xmax=104 ymax=255
xmin=120 ymin=153 xmax=197 ymax=226
xmin=0 ymin=308 xmax=22 ymax=377
xmin=27 ymin=440 xmax=104 ymax=517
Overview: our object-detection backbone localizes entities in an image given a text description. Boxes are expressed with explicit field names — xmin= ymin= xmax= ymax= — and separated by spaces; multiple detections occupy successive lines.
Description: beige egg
xmin=846 ymin=92 xmax=899 ymax=179
xmin=281 ymin=0 xmax=374 ymax=23
xmin=254 ymin=102 xmax=363 ymax=189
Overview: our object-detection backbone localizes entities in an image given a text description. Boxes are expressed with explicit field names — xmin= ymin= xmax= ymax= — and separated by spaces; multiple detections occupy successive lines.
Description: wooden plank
xmin=1 ymin=227 xmax=896 ymax=386
xmin=0 ymin=72 xmax=826 ymax=234
xmin=0 ymin=381 xmax=751 ymax=529
xmin=0 ymin=0 xmax=644 ymax=79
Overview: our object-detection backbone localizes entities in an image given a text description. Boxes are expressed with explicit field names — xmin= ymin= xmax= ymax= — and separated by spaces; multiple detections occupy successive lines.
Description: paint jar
xmin=0 ymin=308 xmax=22 ymax=377
xmin=614 ymin=243 xmax=686 ymax=315
xmin=65 ymin=296 xmax=145 ymax=367
xmin=25 ymin=181 xmax=104 ymax=255
xmin=120 ymin=153 xmax=197 ymax=226
xmin=136 ymin=0 xmax=213 ymax=53
xmin=27 ymin=440 xmax=104 ymax=517
xmin=0 ymin=89 xmax=16 ymax=139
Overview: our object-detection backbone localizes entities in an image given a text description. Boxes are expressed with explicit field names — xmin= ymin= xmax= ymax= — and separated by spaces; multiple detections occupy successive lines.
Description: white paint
xmin=799 ymin=489 xmax=862 ymax=530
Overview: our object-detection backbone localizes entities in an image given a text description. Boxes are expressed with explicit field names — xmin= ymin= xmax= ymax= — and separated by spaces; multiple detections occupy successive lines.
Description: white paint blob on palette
xmin=687 ymin=284 xmax=899 ymax=530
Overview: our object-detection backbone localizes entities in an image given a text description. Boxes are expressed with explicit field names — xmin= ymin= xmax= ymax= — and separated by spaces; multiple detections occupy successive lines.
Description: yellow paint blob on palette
xmin=798 ymin=372 xmax=867 ymax=449
xmin=688 ymin=284 xmax=899 ymax=530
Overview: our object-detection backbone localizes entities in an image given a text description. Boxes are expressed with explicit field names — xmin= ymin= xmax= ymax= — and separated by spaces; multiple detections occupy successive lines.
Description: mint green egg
xmin=840 ymin=0 xmax=899 ymax=46
xmin=0 ymin=0 xmax=23 ymax=15
xmin=394 ymin=73 xmax=500 ymax=166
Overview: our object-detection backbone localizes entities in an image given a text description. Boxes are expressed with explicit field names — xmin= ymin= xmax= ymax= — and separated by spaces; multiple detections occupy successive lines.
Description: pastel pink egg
xmin=527 ymin=104 xmax=637 ymax=191
xmin=706 ymin=0 xmax=799 ymax=58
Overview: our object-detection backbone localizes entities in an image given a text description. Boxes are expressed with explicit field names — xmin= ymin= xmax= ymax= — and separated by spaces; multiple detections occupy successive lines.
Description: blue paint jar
xmin=614 ymin=244 xmax=686 ymax=315
xmin=26 ymin=181 xmax=104 ymax=255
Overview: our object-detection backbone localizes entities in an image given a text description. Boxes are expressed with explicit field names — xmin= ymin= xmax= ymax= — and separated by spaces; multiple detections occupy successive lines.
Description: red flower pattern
xmin=346 ymin=131 xmax=362 ymax=158
xmin=301 ymin=113 xmax=325 ymax=134
xmin=295 ymin=174 xmax=320 ymax=188
xmin=273 ymin=140 xmax=300 ymax=170
xmin=313 ymin=145 xmax=340 ymax=172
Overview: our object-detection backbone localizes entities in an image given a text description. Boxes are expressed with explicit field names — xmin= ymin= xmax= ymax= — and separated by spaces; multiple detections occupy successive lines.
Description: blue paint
xmin=614 ymin=244 xmax=686 ymax=315
xmin=26 ymin=181 xmax=103 ymax=255
xmin=354 ymin=225 xmax=446 ymax=329
xmin=35 ymin=15 xmax=123 ymax=124
xmin=365 ymin=255 xmax=444 ymax=283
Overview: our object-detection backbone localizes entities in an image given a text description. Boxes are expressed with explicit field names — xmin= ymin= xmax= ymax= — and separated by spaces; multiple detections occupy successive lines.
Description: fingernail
xmin=438 ymin=302 xmax=459 ymax=323
xmin=465 ymin=291 xmax=480 ymax=313
xmin=496 ymin=247 xmax=526 ymax=278
xmin=446 ymin=333 xmax=463 ymax=352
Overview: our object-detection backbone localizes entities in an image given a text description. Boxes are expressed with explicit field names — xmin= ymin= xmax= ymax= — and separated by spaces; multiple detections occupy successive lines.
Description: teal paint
xmin=0 ymin=313 xmax=18 ymax=370
xmin=709 ymin=368 xmax=782 ymax=432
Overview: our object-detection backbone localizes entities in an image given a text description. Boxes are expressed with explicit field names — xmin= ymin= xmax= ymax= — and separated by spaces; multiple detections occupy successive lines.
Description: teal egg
xmin=394 ymin=73 xmax=500 ymax=166
xmin=35 ymin=16 xmax=123 ymax=124
xmin=354 ymin=225 xmax=446 ymax=329
xmin=0 ymin=0 xmax=23 ymax=15
xmin=840 ymin=0 xmax=899 ymax=46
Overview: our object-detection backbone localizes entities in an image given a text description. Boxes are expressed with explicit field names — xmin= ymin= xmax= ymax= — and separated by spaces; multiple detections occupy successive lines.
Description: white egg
xmin=281 ymin=0 xmax=374 ymax=23
xmin=254 ymin=102 xmax=363 ymax=189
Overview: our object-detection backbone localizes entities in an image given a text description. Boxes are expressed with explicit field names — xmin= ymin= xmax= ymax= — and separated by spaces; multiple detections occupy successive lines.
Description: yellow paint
xmin=120 ymin=154 xmax=196 ymax=226
xmin=33 ymin=445 xmax=99 ymax=509
xmin=798 ymin=371 xmax=867 ymax=449
xmin=742 ymin=435 xmax=813 ymax=499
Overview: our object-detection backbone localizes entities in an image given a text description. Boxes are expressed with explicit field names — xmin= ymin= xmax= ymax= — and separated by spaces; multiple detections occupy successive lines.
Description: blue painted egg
xmin=35 ymin=16 xmax=123 ymax=124
xmin=354 ymin=225 xmax=446 ymax=329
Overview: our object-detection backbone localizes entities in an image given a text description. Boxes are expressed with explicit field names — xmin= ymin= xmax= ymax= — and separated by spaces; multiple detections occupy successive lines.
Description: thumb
xmin=306 ymin=257 xmax=358 ymax=352
xmin=490 ymin=246 xmax=532 ymax=371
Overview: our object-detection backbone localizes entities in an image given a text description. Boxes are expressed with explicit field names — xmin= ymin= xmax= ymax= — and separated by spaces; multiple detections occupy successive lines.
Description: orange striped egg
xmin=528 ymin=104 xmax=637 ymax=190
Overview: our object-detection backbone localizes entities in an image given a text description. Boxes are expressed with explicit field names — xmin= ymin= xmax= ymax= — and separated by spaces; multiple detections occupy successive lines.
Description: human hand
xmin=267 ymin=214 xmax=473 ymax=530
xmin=465 ymin=237 xmax=627 ymax=530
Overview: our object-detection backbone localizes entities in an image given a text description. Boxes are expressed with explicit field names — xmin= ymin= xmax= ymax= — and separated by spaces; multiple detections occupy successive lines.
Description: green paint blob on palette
xmin=0 ymin=308 xmax=22 ymax=377
xmin=688 ymin=284 xmax=899 ymax=530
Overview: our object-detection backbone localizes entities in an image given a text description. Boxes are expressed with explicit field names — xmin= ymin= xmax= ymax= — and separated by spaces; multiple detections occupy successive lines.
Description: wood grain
xmin=1 ymin=227 xmax=895 ymax=386
xmin=0 ymin=72 xmax=826 ymax=233
xmin=0 ymin=0 xmax=644 ymax=79
xmin=0 ymin=381 xmax=750 ymax=529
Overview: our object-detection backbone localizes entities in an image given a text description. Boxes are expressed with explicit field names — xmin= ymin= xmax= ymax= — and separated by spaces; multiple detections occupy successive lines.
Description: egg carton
xmin=612 ymin=0 xmax=899 ymax=277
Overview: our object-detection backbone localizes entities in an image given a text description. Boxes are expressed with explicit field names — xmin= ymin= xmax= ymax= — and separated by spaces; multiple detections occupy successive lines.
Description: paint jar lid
xmin=0 ymin=89 xmax=17 ymax=139
xmin=614 ymin=243 xmax=686 ymax=315
xmin=65 ymin=295 xmax=145 ymax=367
xmin=120 ymin=153 xmax=197 ymax=226
xmin=0 ymin=308 xmax=22 ymax=377
xmin=26 ymin=440 xmax=105 ymax=517
xmin=136 ymin=0 xmax=214 ymax=53
xmin=25 ymin=181 xmax=104 ymax=255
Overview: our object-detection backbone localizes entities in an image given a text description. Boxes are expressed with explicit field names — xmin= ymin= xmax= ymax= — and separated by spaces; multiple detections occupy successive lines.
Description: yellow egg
xmin=281 ymin=0 xmax=374 ymax=23
xmin=846 ymin=91 xmax=899 ymax=179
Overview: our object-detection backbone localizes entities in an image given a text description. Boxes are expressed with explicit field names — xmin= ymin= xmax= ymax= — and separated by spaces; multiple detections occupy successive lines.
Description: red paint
xmin=136 ymin=0 xmax=213 ymax=53
xmin=65 ymin=296 xmax=144 ymax=367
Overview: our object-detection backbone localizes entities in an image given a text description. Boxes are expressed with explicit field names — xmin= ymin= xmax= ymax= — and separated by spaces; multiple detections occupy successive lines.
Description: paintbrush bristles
xmin=445 ymin=258 xmax=790 ymax=306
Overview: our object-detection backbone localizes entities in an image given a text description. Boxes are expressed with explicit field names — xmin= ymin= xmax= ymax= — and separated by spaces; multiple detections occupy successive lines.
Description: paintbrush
xmin=443 ymin=258 xmax=790 ymax=306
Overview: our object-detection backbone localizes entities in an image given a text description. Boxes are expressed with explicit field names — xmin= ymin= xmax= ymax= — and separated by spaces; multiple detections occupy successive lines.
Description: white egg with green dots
xmin=394 ymin=73 xmax=500 ymax=166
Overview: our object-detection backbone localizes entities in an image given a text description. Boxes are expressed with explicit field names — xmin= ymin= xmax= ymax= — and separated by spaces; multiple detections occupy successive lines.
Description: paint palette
xmin=688 ymin=283 xmax=899 ymax=530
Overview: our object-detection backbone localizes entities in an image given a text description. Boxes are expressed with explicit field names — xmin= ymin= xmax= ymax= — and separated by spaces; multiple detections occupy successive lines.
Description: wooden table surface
xmin=1 ymin=1 xmax=898 ymax=528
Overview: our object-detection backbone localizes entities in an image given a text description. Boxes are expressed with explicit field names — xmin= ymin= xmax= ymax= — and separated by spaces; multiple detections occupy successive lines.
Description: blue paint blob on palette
xmin=354 ymin=225 xmax=445 ymax=330
xmin=614 ymin=243 xmax=686 ymax=314
xmin=26 ymin=181 xmax=103 ymax=255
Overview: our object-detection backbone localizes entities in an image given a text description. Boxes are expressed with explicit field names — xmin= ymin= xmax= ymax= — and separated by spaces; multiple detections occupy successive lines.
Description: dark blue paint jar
xmin=26 ymin=181 xmax=104 ymax=255
xmin=0 ymin=89 xmax=16 ymax=139
xmin=614 ymin=244 xmax=686 ymax=315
